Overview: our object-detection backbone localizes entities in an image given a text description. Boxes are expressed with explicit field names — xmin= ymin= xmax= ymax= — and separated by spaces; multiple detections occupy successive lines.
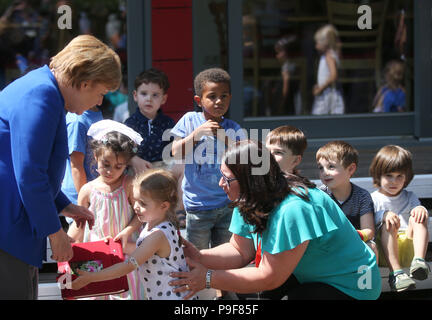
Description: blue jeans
xmin=186 ymin=205 xmax=233 ymax=250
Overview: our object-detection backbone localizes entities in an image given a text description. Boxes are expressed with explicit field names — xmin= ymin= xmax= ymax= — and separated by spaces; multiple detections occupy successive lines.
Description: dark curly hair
xmin=90 ymin=131 xmax=138 ymax=162
xmin=223 ymin=140 xmax=315 ymax=234
xmin=194 ymin=68 xmax=231 ymax=97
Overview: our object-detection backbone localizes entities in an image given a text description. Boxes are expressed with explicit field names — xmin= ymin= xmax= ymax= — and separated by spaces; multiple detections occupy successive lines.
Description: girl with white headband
xmin=67 ymin=120 xmax=146 ymax=300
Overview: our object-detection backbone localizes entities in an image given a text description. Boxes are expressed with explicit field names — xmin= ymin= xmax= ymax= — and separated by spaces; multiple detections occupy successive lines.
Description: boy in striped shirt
xmin=316 ymin=141 xmax=378 ymax=260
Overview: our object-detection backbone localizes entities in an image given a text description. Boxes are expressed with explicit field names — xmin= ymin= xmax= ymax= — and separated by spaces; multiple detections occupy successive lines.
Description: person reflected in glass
xmin=372 ymin=60 xmax=406 ymax=113
xmin=311 ymin=24 xmax=345 ymax=115
xmin=272 ymin=35 xmax=297 ymax=116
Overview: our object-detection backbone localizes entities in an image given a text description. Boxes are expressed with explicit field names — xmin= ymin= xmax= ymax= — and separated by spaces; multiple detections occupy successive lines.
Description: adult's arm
xmin=208 ymin=240 xmax=309 ymax=294
xmin=170 ymin=241 xmax=309 ymax=299
xmin=171 ymin=234 xmax=309 ymax=299
xmin=183 ymin=234 xmax=256 ymax=270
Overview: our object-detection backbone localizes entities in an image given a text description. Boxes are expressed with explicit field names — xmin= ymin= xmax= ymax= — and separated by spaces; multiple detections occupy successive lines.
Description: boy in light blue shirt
xmin=171 ymin=68 xmax=246 ymax=250
xmin=61 ymin=107 xmax=103 ymax=212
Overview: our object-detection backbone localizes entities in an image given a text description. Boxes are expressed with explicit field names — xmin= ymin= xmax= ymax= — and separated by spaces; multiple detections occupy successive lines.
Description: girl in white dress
xmin=311 ymin=24 xmax=345 ymax=115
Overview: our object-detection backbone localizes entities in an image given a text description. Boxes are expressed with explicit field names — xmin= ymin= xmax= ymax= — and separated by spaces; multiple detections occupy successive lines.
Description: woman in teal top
xmin=170 ymin=140 xmax=381 ymax=300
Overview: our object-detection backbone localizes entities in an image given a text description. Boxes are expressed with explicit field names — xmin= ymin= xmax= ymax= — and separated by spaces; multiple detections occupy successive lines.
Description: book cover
xmin=57 ymin=239 xmax=129 ymax=300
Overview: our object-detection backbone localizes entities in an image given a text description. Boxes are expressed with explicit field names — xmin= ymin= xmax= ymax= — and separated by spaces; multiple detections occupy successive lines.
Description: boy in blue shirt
xmin=61 ymin=106 xmax=103 ymax=209
xmin=171 ymin=68 xmax=246 ymax=250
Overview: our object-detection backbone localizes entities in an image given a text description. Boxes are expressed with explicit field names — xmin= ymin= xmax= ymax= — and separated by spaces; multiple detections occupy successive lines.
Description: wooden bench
xmin=314 ymin=174 xmax=432 ymax=293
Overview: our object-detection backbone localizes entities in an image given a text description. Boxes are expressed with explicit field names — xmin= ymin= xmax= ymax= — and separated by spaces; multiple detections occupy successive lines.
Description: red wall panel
xmin=152 ymin=2 xmax=193 ymax=122
xmin=153 ymin=60 xmax=194 ymax=122
xmin=152 ymin=0 xmax=191 ymax=9
xmin=152 ymin=8 xmax=192 ymax=61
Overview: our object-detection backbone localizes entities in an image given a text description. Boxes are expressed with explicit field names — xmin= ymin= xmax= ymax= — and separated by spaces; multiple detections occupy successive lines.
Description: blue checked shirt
xmin=125 ymin=109 xmax=175 ymax=162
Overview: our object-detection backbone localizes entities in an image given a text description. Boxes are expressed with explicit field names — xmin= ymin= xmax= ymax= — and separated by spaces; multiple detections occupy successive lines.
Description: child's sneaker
xmin=389 ymin=272 xmax=416 ymax=292
xmin=410 ymin=258 xmax=430 ymax=280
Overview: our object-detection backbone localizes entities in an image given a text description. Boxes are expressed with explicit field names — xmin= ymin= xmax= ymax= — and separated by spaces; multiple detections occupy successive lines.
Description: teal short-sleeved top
xmin=229 ymin=187 xmax=381 ymax=300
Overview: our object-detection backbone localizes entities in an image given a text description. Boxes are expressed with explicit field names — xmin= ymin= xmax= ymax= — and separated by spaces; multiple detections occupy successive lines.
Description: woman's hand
xmin=180 ymin=237 xmax=202 ymax=262
xmin=169 ymin=258 xmax=207 ymax=300
xmin=61 ymin=203 xmax=94 ymax=229
xmin=49 ymin=228 xmax=73 ymax=262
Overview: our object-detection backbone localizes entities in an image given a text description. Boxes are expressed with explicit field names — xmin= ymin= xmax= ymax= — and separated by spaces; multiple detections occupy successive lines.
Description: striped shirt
xmin=83 ymin=176 xmax=145 ymax=300
xmin=320 ymin=183 xmax=374 ymax=229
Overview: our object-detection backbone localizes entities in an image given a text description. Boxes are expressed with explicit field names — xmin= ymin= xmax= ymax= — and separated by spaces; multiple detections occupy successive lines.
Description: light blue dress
xmin=61 ymin=110 xmax=103 ymax=204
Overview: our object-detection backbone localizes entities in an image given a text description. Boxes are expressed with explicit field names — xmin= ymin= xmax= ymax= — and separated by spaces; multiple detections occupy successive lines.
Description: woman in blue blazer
xmin=0 ymin=35 xmax=121 ymax=299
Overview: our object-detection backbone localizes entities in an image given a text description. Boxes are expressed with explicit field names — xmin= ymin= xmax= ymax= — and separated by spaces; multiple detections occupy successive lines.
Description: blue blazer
xmin=0 ymin=66 xmax=70 ymax=267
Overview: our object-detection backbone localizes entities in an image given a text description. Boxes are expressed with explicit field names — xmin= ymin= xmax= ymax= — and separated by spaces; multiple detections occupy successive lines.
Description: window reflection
xmin=242 ymin=0 xmax=414 ymax=117
xmin=0 ymin=0 xmax=127 ymax=97
xmin=196 ymin=1 xmax=228 ymax=75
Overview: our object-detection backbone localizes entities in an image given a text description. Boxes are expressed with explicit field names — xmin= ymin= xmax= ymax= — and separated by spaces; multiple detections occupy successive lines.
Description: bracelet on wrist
xmin=205 ymin=269 xmax=213 ymax=289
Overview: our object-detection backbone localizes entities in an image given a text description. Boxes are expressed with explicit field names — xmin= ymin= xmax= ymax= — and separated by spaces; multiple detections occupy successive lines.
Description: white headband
xmin=87 ymin=120 xmax=143 ymax=145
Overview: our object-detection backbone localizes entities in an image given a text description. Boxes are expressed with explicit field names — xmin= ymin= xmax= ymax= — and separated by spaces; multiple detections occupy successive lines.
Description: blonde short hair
xmin=316 ymin=140 xmax=358 ymax=169
xmin=384 ymin=60 xmax=405 ymax=89
xmin=314 ymin=24 xmax=340 ymax=51
xmin=369 ymin=145 xmax=414 ymax=188
xmin=50 ymin=35 xmax=121 ymax=90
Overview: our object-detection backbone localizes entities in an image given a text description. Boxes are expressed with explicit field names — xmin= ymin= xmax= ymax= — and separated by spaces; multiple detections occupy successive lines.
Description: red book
xmin=57 ymin=239 xmax=129 ymax=300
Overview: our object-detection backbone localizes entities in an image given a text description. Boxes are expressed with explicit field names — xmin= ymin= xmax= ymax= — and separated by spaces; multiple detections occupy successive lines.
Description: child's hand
xmin=102 ymin=236 xmax=114 ymax=244
xmin=71 ymin=269 xmax=92 ymax=290
xmin=130 ymin=156 xmax=152 ymax=175
xmin=313 ymin=85 xmax=322 ymax=96
xmin=410 ymin=206 xmax=429 ymax=224
xmin=114 ymin=231 xmax=129 ymax=252
xmin=194 ymin=120 xmax=221 ymax=141
xmin=367 ymin=240 xmax=379 ymax=259
xmin=383 ymin=211 xmax=400 ymax=231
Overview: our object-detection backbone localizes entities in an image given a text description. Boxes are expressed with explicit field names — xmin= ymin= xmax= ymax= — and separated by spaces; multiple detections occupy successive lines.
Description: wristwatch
xmin=205 ymin=269 xmax=213 ymax=289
